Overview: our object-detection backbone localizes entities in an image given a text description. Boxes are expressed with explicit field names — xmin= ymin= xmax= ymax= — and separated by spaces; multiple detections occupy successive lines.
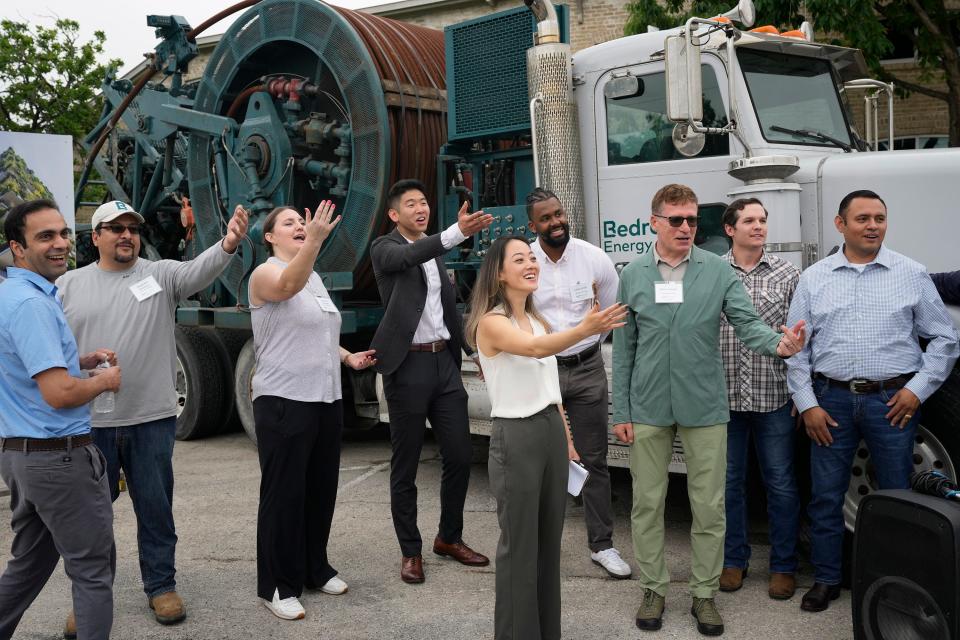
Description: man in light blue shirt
xmin=0 ymin=200 xmax=121 ymax=640
xmin=786 ymin=190 xmax=959 ymax=613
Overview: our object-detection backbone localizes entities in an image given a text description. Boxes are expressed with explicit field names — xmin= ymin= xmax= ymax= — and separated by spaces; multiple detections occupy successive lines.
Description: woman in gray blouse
xmin=247 ymin=202 xmax=376 ymax=620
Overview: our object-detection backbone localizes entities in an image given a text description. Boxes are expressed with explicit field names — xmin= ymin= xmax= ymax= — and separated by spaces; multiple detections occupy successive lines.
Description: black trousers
xmin=383 ymin=349 xmax=472 ymax=557
xmin=254 ymin=395 xmax=342 ymax=600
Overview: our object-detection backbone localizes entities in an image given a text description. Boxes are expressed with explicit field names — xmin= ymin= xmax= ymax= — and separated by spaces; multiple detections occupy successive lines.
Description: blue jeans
xmin=92 ymin=417 xmax=178 ymax=598
xmin=724 ymin=402 xmax=800 ymax=574
xmin=807 ymin=379 xmax=917 ymax=585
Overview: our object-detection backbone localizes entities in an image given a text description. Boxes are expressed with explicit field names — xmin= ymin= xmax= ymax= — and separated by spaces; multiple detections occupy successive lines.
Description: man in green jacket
xmin=612 ymin=184 xmax=805 ymax=637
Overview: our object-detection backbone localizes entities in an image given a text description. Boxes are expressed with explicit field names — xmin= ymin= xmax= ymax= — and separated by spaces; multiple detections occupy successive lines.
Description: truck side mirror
xmin=665 ymin=34 xmax=702 ymax=123
xmin=603 ymin=75 xmax=643 ymax=100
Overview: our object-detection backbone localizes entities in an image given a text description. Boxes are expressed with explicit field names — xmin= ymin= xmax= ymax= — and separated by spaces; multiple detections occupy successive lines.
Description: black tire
xmin=234 ymin=337 xmax=257 ymax=446
xmin=919 ymin=363 xmax=960 ymax=475
xmin=175 ymin=326 xmax=232 ymax=440
xmin=212 ymin=328 xmax=251 ymax=434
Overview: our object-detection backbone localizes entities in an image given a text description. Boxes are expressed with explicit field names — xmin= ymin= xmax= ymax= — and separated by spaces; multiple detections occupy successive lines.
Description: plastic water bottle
xmin=94 ymin=360 xmax=115 ymax=413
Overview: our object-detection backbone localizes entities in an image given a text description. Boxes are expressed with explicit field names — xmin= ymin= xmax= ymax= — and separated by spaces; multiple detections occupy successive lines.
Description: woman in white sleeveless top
xmin=248 ymin=202 xmax=375 ymax=620
xmin=465 ymin=236 xmax=626 ymax=640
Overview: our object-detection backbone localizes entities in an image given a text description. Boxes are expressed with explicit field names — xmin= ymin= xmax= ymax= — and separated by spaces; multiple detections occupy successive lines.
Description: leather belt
xmin=0 ymin=433 xmax=94 ymax=452
xmin=814 ymin=373 xmax=915 ymax=395
xmin=410 ymin=340 xmax=447 ymax=353
xmin=555 ymin=342 xmax=600 ymax=367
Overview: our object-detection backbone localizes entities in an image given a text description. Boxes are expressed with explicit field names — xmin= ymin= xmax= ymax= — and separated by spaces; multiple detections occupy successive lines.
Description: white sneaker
xmin=262 ymin=589 xmax=305 ymax=620
xmin=591 ymin=548 xmax=632 ymax=579
xmin=320 ymin=575 xmax=348 ymax=595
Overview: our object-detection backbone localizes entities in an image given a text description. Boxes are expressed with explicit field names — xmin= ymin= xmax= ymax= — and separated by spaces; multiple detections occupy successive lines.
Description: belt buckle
xmin=431 ymin=341 xmax=441 ymax=353
xmin=849 ymin=379 xmax=869 ymax=393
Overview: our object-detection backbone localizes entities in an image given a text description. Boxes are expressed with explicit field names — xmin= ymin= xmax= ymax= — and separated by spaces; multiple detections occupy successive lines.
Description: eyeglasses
xmin=653 ymin=214 xmax=699 ymax=228
xmin=97 ymin=223 xmax=142 ymax=235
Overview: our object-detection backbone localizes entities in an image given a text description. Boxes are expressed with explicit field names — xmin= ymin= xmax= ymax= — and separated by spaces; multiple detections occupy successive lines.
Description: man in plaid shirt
xmin=717 ymin=198 xmax=801 ymax=600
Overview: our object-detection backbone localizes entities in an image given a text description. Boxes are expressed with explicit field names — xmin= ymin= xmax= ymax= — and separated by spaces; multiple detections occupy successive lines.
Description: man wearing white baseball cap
xmin=56 ymin=199 xmax=248 ymax=634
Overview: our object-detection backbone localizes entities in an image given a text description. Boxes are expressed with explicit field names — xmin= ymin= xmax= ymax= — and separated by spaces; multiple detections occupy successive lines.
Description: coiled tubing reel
xmin=192 ymin=0 xmax=446 ymax=302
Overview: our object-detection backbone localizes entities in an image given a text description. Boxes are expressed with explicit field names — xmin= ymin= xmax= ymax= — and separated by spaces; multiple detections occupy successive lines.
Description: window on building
xmin=877 ymin=135 xmax=947 ymax=150
xmin=605 ymin=66 xmax=729 ymax=165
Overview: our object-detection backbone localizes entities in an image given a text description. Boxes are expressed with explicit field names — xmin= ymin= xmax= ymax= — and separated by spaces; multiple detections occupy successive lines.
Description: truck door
xmin=595 ymin=56 xmax=740 ymax=267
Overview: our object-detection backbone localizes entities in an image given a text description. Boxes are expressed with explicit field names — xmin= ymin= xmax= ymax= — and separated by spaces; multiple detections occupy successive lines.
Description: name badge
xmin=655 ymin=281 xmax=683 ymax=304
xmin=315 ymin=296 xmax=339 ymax=313
xmin=129 ymin=275 xmax=162 ymax=302
xmin=570 ymin=281 xmax=594 ymax=303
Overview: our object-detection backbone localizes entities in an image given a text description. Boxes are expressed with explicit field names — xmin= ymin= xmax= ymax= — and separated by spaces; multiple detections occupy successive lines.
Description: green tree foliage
xmin=0 ymin=18 xmax=120 ymax=144
xmin=624 ymin=1 xmax=960 ymax=146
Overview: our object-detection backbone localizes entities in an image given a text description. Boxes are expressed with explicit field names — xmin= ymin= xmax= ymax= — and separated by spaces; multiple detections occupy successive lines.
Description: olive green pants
xmin=629 ymin=423 xmax=726 ymax=599
xmin=488 ymin=406 xmax=568 ymax=640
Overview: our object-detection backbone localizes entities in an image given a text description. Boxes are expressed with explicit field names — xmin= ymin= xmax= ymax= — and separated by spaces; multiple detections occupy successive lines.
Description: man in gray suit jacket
xmin=371 ymin=179 xmax=493 ymax=584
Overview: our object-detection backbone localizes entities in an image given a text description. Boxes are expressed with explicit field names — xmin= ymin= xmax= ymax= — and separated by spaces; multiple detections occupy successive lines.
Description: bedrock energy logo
xmin=602 ymin=218 xmax=656 ymax=255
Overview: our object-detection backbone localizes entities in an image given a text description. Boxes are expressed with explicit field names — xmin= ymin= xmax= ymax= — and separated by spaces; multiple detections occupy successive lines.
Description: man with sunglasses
xmin=612 ymin=184 xmax=806 ymax=636
xmin=56 ymin=200 xmax=248 ymax=633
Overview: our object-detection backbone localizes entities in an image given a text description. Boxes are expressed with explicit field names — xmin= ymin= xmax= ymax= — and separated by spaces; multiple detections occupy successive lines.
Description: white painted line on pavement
xmin=340 ymin=465 xmax=373 ymax=471
xmin=338 ymin=461 xmax=390 ymax=495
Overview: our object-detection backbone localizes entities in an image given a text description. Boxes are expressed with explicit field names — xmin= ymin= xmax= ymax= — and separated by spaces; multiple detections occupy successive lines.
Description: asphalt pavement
xmin=1 ymin=428 xmax=854 ymax=639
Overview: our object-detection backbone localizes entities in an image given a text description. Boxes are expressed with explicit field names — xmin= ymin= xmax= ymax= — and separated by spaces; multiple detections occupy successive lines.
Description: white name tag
xmin=655 ymin=281 xmax=683 ymax=304
xmin=315 ymin=296 xmax=338 ymax=313
xmin=129 ymin=275 xmax=162 ymax=302
xmin=570 ymin=281 xmax=594 ymax=303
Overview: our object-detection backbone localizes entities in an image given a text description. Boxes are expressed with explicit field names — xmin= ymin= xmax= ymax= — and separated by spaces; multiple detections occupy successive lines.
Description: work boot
xmin=635 ymin=588 xmax=665 ymax=631
xmin=63 ymin=611 xmax=76 ymax=639
xmin=768 ymin=573 xmax=796 ymax=600
xmin=719 ymin=566 xmax=747 ymax=592
xmin=149 ymin=591 xmax=187 ymax=625
xmin=691 ymin=597 xmax=724 ymax=636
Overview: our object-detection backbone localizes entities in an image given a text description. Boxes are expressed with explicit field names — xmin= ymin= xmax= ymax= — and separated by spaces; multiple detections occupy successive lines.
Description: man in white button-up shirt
xmin=526 ymin=188 xmax=631 ymax=579
xmin=370 ymin=179 xmax=493 ymax=585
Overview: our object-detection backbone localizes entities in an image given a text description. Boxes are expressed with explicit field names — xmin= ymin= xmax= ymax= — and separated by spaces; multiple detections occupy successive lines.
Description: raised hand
xmin=304 ymin=200 xmax=341 ymax=245
xmin=776 ymin=320 xmax=806 ymax=357
xmin=456 ymin=200 xmax=494 ymax=236
xmin=579 ymin=302 xmax=628 ymax=335
xmin=222 ymin=204 xmax=250 ymax=253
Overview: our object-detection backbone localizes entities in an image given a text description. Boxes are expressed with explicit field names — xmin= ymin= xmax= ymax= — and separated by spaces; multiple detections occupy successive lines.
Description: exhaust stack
xmin=524 ymin=0 xmax=586 ymax=238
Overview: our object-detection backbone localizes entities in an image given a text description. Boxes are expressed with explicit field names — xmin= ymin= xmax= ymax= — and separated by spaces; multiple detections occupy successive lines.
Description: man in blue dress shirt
xmin=786 ymin=189 xmax=959 ymax=613
xmin=0 ymin=200 xmax=121 ymax=640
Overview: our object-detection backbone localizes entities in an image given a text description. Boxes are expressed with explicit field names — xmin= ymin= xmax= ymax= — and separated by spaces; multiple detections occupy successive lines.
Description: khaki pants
xmin=629 ymin=423 xmax=726 ymax=599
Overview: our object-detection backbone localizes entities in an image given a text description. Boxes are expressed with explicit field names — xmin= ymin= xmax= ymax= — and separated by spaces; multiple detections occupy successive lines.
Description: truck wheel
xmin=843 ymin=367 xmax=960 ymax=530
xmin=175 ymin=327 xmax=231 ymax=440
xmin=234 ymin=337 xmax=257 ymax=446
xmin=213 ymin=328 xmax=250 ymax=434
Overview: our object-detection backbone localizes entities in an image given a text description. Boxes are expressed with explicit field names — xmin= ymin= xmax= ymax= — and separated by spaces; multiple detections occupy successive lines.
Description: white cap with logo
xmin=92 ymin=201 xmax=145 ymax=228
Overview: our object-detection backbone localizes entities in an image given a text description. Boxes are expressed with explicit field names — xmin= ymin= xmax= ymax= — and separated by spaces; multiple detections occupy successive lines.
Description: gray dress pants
xmin=488 ymin=405 xmax=568 ymax=640
xmin=557 ymin=347 xmax=613 ymax=552
xmin=0 ymin=443 xmax=115 ymax=640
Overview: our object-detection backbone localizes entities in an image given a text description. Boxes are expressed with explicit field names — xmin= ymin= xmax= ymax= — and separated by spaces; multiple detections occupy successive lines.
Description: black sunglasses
xmin=97 ymin=223 xmax=142 ymax=235
xmin=654 ymin=214 xmax=699 ymax=228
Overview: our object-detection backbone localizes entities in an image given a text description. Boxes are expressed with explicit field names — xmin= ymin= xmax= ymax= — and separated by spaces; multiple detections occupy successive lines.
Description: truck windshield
xmin=738 ymin=47 xmax=853 ymax=148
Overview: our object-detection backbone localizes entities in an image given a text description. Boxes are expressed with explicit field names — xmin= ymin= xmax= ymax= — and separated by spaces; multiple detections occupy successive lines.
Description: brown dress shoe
xmin=401 ymin=555 xmax=425 ymax=583
xmin=432 ymin=537 xmax=490 ymax=566
xmin=769 ymin=573 xmax=796 ymax=600
xmin=63 ymin=611 xmax=77 ymax=639
xmin=149 ymin=591 xmax=187 ymax=625
xmin=719 ymin=566 xmax=747 ymax=592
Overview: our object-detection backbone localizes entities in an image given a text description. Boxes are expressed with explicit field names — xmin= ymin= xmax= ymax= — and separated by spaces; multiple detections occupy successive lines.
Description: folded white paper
xmin=568 ymin=460 xmax=589 ymax=496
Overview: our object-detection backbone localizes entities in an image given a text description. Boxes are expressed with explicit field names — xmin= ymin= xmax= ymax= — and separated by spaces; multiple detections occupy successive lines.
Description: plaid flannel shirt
xmin=719 ymin=250 xmax=800 ymax=412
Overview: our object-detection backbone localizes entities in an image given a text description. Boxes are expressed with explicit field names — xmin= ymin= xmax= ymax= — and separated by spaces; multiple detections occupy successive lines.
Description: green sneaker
xmin=691 ymin=597 xmax=724 ymax=636
xmin=635 ymin=588 xmax=665 ymax=631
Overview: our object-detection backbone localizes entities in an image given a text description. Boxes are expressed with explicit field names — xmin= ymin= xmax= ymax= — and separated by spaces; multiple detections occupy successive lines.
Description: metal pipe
xmin=523 ymin=0 xmax=560 ymax=44
xmin=529 ymin=94 xmax=544 ymax=185
xmin=844 ymin=79 xmax=895 ymax=151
